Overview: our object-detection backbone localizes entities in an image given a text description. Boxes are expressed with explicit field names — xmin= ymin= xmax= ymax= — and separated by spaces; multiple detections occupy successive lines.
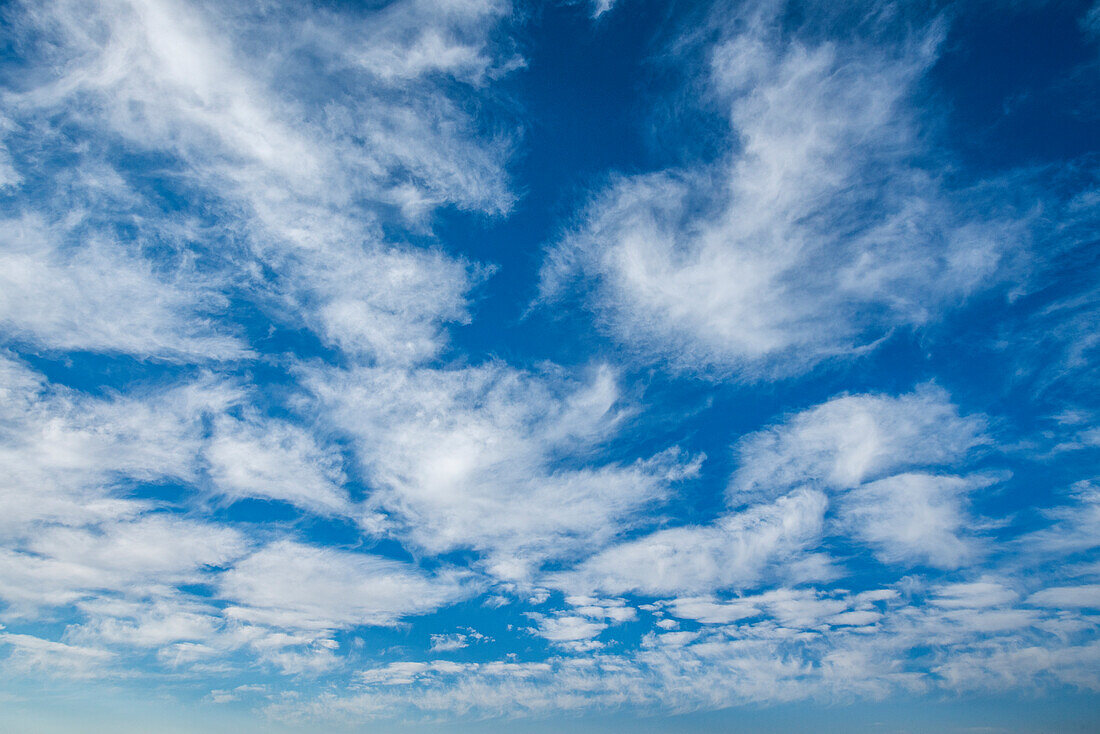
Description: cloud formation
xmin=0 ymin=0 xmax=1097 ymax=730
xmin=541 ymin=8 xmax=1019 ymax=377
xmin=307 ymin=362 xmax=699 ymax=581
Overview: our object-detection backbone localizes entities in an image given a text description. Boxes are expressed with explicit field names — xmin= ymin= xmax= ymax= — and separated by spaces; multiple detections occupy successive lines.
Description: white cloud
xmin=205 ymin=413 xmax=350 ymax=515
xmin=933 ymin=640 xmax=1100 ymax=693
xmin=0 ymin=516 xmax=247 ymax=617
xmin=11 ymin=0 xmax=514 ymax=211
xmin=564 ymin=596 xmax=638 ymax=623
xmin=218 ymin=540 xmax=474 ymax=631
xmin=429 ymin=633 xmax=470 ymax=652
xmin=551 ymin=489 xmax=827 ymax=596
xmin=530 ymin=615 xmax=608 ymax=644
xmin=840 ymin=473 xmax=990 ymax=569
xmin=0 ymin=353 xmax=388 ymax=680
xmin=0 ymin=214 xmax=245 ymax=359
xmin=306 ymin=362 xmax=698 ymax=581
xmin=0 ymin=121 xmax=18 ymax=188
xmin=540 ymin=12 xmax=1016 ymax=377
xmin=1027 ymin=585 xmax=1100 ymax=609
xmin=1017 ymin=481 xmax=1100 ymax=558
xmin=0 ymin=633 xmax=115 ymax=679
xmin=302 ymin=248 xmax=487 ymax=364
xmin=930 ymin=580 xmax=1019 ymax=609
xmin=527 ymin=598 xmax=640 ymax=649
xmin=724 ymin=386 xmax=992 ymax=571
xmin=590 ymin=0 xmax=617 ymax=17
xmin=267 ymin=576 xmax=1100 ymax=722
xmin=70 ymin=596 xmax=223 ymax=649
xmin=665 ymin=588 xmax=862 ymax=629
xmin=0 ymin=354 xmax=239 ymax=539
xmin=828 ymin=610 xmax=882 ymax=627
xmin=0 ymin=0 xmax=1094 ymax=720
xmin=666 ymin=597 xmax=760 ymax=624
xmin=0 ymin=0 xmax=534 ymax=685
xmin=5 ymin=0 xmax=518 ymax=364
xmin=728 ymin=385 xmax=986 ymax=502
xmin=329 ymin=0 xmax=517 ymax=86
xmin=0 ymin=350 xmax=479 ymax=676
xmin=552 ymin=385 xmax=988 ymax=596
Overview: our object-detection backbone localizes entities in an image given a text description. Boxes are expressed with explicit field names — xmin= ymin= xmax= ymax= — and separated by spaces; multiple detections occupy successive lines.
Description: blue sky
xmin=0 ymin=0 xmax=1098 ymax=732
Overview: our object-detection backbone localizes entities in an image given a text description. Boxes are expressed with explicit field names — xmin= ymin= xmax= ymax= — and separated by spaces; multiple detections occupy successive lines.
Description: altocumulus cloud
xmin=0 ymin=0 xmax=1098 ymax=732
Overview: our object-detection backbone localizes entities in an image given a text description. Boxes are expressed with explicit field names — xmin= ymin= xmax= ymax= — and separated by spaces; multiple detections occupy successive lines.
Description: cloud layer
xmin=0 ymin=0 xmax=1097 ymax=731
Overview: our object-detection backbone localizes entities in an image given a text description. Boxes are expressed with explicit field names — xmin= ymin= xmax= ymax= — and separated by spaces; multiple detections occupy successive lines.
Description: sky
xmin=0 ymin=0 xmax=1098 ymax=732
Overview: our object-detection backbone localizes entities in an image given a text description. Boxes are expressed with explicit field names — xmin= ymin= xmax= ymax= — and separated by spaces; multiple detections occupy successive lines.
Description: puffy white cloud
xmin=540 ymin=11 xmax=1017 ymax=377
xmin=0 ymin=354 xmax=360 ymax=566
xmin=735 ymin=588 xmax=850 ymax=629
xmin=303 ymin=249 xmax=486 ymax=364
xmin=69 ymin=596 xmax=224 ymax=649
xmin=665 ymin=597 xmax=761 ymax=624
xmin=429 ymin=633 xmax=471 ymax=652
xmin=0 ymin=353 xmax=419 ymax=678
xmin=563 ymin=596 xmax=638 ymax=623
xmin=529 ymin=615 xmax=608 ymax=644
xmin=0 ymin=337 xmax=474 ymax=680
xmin=725 ymin=386 xmax=991 ymax=570
xmin=553 ymin=385 xmax=986 ymax=597
xmin=526 ymin=597 xmax=639 ymax=650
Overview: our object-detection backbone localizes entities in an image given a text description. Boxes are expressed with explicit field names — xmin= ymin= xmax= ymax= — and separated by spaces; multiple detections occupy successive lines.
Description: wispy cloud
xmin=219 ymin=540 xmax=476 ymax=630
xmin=0 ymin=0 xmax=1096 ymax=727
xmin=305 ymin=362 xmax=700 ymax=582
xmin=3 ymin=0 xmax=517 ymax=364
xmin=541 ymin=8 xmax=1022 ymax=378
xmin=554 ymin=385 xmax=988 ymax=596
xmin=0 ymin=213 xmax=246 ymax=360
xmin=205 ymin=412 xmax=350 ymax=516
xmin=728 ymin=384 xmax=987 ymax=502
